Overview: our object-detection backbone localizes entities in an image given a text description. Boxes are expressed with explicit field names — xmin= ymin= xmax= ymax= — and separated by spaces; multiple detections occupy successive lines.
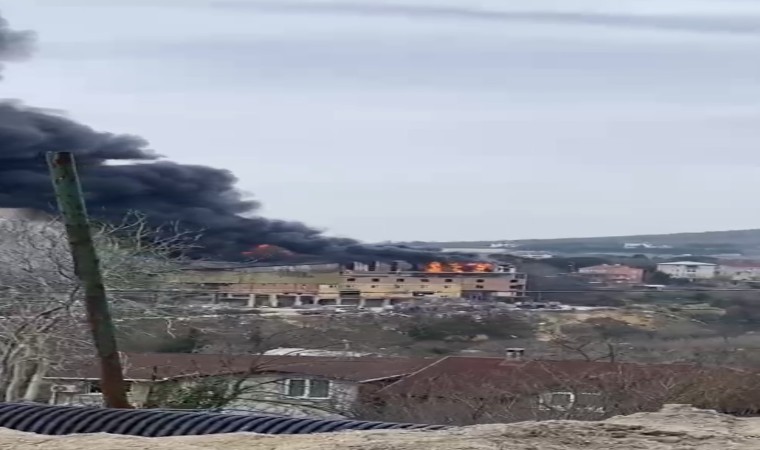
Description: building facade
xmin=176 ymin=261 xmax=528 ymax=307
xmin=656 ymin=261 xmax=717 ymax=280
xmin=46 ymin=353 xmax=431 ymax=417
xmin=577 ymin=264 xmax=644 ymax=284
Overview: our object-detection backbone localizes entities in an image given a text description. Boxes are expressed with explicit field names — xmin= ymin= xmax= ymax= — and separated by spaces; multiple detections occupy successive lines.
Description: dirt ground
xmin=1 ymin=405 xmax=759 ymax=450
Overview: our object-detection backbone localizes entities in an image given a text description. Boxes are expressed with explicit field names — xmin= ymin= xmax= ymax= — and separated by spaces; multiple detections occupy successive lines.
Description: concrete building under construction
xmin=174 ymin=260 xmax=527 ymax=308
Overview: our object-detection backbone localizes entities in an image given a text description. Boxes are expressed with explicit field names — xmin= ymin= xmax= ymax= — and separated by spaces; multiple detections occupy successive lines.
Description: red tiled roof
xmin=49 ymin=353 xmax=433 ymax=383
xmin=379 ymin=356 xmax=731 ymax=397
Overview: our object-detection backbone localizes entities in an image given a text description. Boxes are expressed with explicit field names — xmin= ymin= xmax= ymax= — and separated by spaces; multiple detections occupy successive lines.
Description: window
xmin=84 ymin=381 xmax=131 ymax=394
xmin=475 ymin=285 xmax=484 ymax=289
xmin=420 ymin=278 xmax=430 ymax=282
xmin=346 ymin=278 xmax=356 ymax=282
xmin=538 ymin=391 xmax=602 ymax=412
xmin=371 ymin=285 xmax=377 ymax=288
xmin=396 ymin=278 xmax=405 ymax=282
xmin=371 ymin=278 xmax=381 ymax=282
xmin=285 ymin=379 xmax=331 ymax=399
xmin=476 ymin=279 xmax=485 ymax=283
xmin=286 ymin=379 xmax=306 ymax=397
xmin=538 ymin=392 xmax=574 ymax=410
xmin=444 ymin=279 xmax=453 ymax=282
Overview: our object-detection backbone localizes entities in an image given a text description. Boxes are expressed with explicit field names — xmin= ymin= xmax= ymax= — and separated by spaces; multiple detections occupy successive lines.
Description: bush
xmin=405 ymin=314 xmax=534 ymax=341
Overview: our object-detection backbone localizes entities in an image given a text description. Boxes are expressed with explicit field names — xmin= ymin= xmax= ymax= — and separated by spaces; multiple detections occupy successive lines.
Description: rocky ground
xmin=1 ymin=405 xmax=759 ymax=449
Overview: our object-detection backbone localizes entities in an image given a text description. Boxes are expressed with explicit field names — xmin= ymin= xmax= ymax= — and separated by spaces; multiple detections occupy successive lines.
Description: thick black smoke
xmin=0 ymin=13 xmax=449 ymax=263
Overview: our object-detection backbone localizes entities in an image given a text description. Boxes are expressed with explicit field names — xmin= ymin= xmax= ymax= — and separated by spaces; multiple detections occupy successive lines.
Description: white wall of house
xmin=46 ymin=375 xmax=359 ymax=417
xmin=222 ymin=375 xmax=357 ymax=418
xmin=47 ymin=380 xmax=153 ymax=408
xmin=656 ymin=262 xmax=717 ymax=280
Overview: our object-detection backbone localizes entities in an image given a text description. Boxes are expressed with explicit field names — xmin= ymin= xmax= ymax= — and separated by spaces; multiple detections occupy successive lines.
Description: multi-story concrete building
xmin=656 ymin=261 xmax=717 ymax=280
xmin=340 ymin=269 xmax=526 ymax=303
xmin=174 ymin=261 xmax=527 ymax=307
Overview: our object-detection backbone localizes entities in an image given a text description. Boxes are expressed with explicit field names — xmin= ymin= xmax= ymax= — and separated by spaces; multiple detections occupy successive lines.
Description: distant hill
xmin=410 ymin=229 xmax=760 ymax=256
xmin=512 ymin=229 xmax=760 ymax=246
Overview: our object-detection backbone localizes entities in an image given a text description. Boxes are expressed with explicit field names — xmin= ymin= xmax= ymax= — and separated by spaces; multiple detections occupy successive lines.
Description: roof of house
xmin=657 ymin=261 xmax=717 ymax=266
xmin=47 ymin=353 xmax=432 ymax=383
xmin=378 ymin=356 xmax=730 ymax=397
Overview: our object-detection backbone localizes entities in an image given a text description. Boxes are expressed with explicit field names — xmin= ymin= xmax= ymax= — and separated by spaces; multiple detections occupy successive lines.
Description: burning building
xmin=337 ymin=261 xmax=525 ymax=305
xmin=176 ymin=259 xmax=527 ymax=308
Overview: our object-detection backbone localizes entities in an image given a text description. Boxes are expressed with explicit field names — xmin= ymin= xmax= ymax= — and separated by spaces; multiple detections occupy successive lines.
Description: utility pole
xmin=46 ymin=152 xmax=131 ymax=409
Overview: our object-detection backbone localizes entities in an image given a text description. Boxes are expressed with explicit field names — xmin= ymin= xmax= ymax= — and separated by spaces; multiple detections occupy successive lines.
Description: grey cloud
xmin=214 ymin=0 xmax=760 ymax=35
xmin=38 ymin=35 xmax=760 ymax=106
xmin=0 ymin=13 xmax=35 ymax=75
xmin=7 ymin=0 xmax=760 ymax=240
xmin=0 ymin=9 xmax=456 ymax=262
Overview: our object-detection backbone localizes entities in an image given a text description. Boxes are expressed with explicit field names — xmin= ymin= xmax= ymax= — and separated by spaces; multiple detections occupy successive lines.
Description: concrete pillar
xmin=335 ymin=298 xmax=342 ymax=306
xmin=359 ymin=297 xmax=366 ymax=308
xmin=269 ymin=294 xmax=278 ymax=308
xmin=247 ymin=294 xmax=255 ymax=308
xmin=382 ymin=298 xmax=391 ymax=307
xmin=313 ymin=296 xmax=320 ymax=305
xmin=294 ymin=296 xmax=303 ymax=307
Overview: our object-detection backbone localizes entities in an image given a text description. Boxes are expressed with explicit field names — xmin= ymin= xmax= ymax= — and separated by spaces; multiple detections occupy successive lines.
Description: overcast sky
xmin=2 ymin=0 xmax=760 ymax=242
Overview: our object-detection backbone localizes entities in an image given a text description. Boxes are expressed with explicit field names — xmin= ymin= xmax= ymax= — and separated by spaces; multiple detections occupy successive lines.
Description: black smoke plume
xmin=0 ymin=12 xmax=449 ymax=263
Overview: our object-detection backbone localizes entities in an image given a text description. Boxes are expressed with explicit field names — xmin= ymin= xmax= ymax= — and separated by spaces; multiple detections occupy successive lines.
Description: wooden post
xmin=46 ymin=152 xmax=131 ymax=409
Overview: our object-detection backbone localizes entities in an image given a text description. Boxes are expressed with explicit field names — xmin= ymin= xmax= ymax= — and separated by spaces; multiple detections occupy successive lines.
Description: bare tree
xmin=355 ymin=365 xmax=760 ymax=426
xmin=546 ymin=318 xmax=647 ymax=363
xmin=143 ymin=354 xmax=351 ymax=418
xmin=0 ymin=212 xmax=198 ymax=401
xmin=136 ymin=326 xmax=370 ymax=417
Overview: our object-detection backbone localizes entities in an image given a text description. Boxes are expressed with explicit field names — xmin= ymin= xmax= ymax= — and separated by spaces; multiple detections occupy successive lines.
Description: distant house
xmin=655 ymin=261 xmax=717 ymax=280
xmin=718 ymin=261 xmax=760 ymax=281
xmin=45 ymin=353 xmax=431 ymax=417
xmin=44 ymin=353 xmax=760 ymax=424
xmin=372 ymin=356 xmax=760 ymax=423
xmin=577 ymin=264 xmax=644 ymax=284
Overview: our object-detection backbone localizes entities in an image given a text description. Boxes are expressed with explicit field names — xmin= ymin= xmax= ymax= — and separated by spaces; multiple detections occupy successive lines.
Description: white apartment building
xmin=656 ymin=261 xmax=717 ymax=280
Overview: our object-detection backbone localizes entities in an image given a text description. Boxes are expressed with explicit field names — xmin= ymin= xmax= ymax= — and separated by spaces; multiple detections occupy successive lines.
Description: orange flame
xmin=426 ymin=262 xmax=443 ymax=272
xmin=424 ymin=262 xmax=495 ymax=273
xmin=242 ymin=244 xmax=293 ymax=258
